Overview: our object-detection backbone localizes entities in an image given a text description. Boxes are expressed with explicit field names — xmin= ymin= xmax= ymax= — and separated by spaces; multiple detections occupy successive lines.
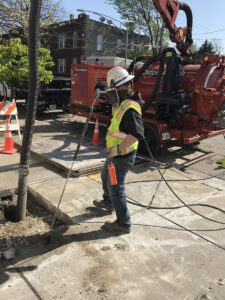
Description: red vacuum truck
xmin=70 ymin=0 xmax=225 ymax=154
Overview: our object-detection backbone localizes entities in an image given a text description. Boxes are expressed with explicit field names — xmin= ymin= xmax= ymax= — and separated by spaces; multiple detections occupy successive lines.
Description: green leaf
xmin=0 ymin=38 xmax=54 ymax=88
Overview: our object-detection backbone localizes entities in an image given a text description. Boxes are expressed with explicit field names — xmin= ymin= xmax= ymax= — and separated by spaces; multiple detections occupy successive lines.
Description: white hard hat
xmin=107 ymin=67 xmax=134 ymax=88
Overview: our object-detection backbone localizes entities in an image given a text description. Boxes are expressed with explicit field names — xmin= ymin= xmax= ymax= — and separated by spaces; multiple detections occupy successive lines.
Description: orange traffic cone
xmin=0 ymin=119 xmax=18 ymax=154
xmin=91 ymin=118 xmax=102 ymax=145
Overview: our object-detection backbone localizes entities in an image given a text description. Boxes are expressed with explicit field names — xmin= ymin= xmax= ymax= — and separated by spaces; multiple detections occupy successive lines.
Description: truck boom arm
xmin=153 ymin=0 xmax=193 ymax=56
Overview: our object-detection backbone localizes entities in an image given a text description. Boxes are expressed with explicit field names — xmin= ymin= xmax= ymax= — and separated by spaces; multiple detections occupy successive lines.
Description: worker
xmin=93 ymin=67 xmax=144 ymax=234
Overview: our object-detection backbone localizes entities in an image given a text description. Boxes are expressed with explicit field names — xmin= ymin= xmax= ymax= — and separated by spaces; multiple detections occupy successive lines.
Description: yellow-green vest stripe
xmin=106 ymin=99 xmax=142 ymax=155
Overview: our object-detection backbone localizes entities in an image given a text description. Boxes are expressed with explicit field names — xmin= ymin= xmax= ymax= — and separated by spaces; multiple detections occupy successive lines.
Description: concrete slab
xmin=28 ymin=163 xmax=222 ymax=230
xmin=0 ymin=147 xmax=65 ymax=194
xmin=1 ymin=222 xmax=225 ymax=300
xmin=0 ymin=152 xmax=20 ymax=191
xmin=1 ymin=111 xmax=225 ymax=299
xmin=0 ymin=269 xmax=37 ymax=300
xmin=12 ymin=113 xmax=215 ymax=177
xmin=26 ymin=135 xmax=106 ymax=170
xmin=14 ymin=135 xmax=213 ymax=175
xmin=14 ymin=116 xmax=107 ymax=175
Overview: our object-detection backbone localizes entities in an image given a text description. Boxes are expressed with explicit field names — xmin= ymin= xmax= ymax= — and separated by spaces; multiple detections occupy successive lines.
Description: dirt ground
xmin=0 ymin=196 xmax=63 ymax=253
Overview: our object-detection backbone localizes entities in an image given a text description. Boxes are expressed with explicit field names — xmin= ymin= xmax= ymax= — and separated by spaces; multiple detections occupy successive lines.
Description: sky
xmin=61 ymin=0 xmax=225 ymax=53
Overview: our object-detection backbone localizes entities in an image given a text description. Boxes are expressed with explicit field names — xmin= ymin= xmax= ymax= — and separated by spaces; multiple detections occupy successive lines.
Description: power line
xmin=193 ymin=28 xmax=225 ymax=35
xmin=194 ymin=37 xmax=225 ymax=41
xmin=194 ymin=18 xmax=222 ymax=31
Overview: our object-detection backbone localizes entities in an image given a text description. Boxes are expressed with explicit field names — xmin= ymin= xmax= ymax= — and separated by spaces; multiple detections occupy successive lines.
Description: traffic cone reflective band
xmin=91 ymin=118 xmax=102 ymax=145
xmin=0 ymin=119 xmax=18 ymax=154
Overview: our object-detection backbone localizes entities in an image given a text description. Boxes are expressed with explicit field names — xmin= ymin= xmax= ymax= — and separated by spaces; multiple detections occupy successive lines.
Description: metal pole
xmin=125 ymin=28 xmax=128 ymax=66
xmin=17 ymin=0 xmax=42 ymax=221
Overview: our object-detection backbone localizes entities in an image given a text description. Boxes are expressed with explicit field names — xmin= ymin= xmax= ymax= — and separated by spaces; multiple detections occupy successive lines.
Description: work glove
xmin=105 ymin=145 xmax=120 ymax=157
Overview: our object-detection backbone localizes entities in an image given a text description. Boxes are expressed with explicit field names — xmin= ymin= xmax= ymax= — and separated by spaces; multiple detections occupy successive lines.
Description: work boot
xmin=93 ymin=200 xmax=114 ymax=213
xmin=102 ymin=220 xmax=131 ymax=234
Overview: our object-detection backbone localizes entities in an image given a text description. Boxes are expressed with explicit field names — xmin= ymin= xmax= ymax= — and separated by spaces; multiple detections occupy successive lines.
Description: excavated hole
xmin=0 ymin=192 xmax=65 ymax=225
xmin=0 ymin=194 xmax=17 ymax=222
xmin=0 ymin=192 xmax=66 ymax=250
xmin=3 ymin=204 xmax=18 ymax=222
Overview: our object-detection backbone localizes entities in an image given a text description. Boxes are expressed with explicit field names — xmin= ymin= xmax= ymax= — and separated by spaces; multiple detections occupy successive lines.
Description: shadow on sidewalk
xmin=0 ymin=224 xmax=118 ymax=286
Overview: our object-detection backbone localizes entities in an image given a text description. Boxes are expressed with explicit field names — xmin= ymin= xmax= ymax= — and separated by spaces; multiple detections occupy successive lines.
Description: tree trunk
xmin=159 ymin=25 xmax=165 ymax=53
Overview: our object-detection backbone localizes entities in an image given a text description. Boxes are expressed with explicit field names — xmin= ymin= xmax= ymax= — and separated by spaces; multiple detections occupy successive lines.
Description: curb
xmin=28 ymin=185 xmax=77 ymax=225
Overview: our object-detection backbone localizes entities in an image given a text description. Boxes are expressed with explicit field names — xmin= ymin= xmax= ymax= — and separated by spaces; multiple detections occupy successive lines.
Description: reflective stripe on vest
xmin=116 ymin=100 xmax=142 ymax=121
xmin=107 ymin=131 xmax=127 ymax=140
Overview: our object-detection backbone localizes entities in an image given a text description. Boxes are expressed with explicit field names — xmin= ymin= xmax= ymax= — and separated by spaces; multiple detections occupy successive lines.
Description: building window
xmin=73 ymin=58 xmax=77 ymax=65
xmin=116 ymin=39 xmax=122 ymax=54
xmin=97 ymin=34 xmax=103 ymax=51
xmin=130 ymin=41 xmax=135 ymax=51
xmin=73 ymin=32 xmax=77 ymax=48
xmin=57 ymin=58 xmax=66 ymax=73
xmin=58 ymin=33 xmax=65 ymax=49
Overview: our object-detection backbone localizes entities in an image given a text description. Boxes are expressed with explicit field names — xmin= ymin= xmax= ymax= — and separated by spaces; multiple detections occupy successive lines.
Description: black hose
xmin=180 ymin=2 xmax=193 ymax=45
xmin=127 ymin=199 xmax=225 ymax=215
xmin=133 ymin=55 xmax=160 ymax=84
xmin=142 ymin=48 xmax=177 ymax=112
xmin=143 ymin=137 xmax=225 ymax=225
xmin=89 ymin=167 xmax=225 ymax=250
xmin=127 ymin=56 xmax=145 ymax=74
xmin=141 ymin=137 xmax=225 ymax=250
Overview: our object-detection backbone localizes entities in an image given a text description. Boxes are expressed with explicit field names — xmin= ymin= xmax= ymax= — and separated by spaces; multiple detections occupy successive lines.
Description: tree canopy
xmin=105 ymin=0 xmax=169 ymax=50
xmin=0 ymin=38 xmax=54 ymax=89
xmin=121 ymin=44 xmax=154 ymax=60
xmin=198 ymin=40 xmax=215 ymax=58
xmin=0 ymin=0 xmax=67 ymax=39
xmin=190 ymin=39 xmax=217 ymax=62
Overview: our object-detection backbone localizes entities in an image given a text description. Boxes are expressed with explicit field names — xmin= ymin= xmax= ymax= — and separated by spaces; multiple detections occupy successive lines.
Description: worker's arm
xmin=106 ymin=134 xmax=138 ymax=157
xmin=118 ymin=134 xmax=137 ymax=153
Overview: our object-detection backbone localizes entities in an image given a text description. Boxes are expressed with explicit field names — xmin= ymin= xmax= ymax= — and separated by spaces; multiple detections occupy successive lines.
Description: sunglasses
xmin=123 ymin=81 xmax=132 ymax=86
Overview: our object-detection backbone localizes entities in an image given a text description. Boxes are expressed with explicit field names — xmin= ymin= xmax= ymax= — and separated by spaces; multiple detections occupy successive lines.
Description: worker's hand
xmin=105 ymin=145 xmax=120 ymax=157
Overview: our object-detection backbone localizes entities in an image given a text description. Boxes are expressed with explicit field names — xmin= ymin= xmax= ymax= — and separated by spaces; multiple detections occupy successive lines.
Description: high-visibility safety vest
xmin=106 ymin=99 xmax=142 ymax=155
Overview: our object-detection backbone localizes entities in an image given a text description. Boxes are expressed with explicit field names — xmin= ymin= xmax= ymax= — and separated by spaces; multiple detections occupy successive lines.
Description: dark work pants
xmin=101 ymin=150 xmax=137 ymax=228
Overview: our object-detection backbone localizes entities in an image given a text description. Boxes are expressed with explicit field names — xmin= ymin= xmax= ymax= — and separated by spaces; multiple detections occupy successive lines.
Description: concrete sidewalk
xmin=1 ymin=121 xmax=225 ymax=299
xmin=1 ymin=152 xmax=225 ymax=299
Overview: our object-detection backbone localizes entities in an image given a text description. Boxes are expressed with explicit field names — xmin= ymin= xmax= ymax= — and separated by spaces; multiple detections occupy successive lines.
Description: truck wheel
xmin=138 ymin=125 xmax=161 ymax=156
xmin=62 ymin=98 xmax=70 ymax=113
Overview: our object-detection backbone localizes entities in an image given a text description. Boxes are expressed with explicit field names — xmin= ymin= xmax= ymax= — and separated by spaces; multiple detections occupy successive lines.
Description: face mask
xmin=117 ymin=86 xmax=132 ymax=101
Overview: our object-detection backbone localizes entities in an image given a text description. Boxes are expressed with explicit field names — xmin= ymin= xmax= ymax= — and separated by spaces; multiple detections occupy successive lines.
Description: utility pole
xmin=17 ymin=0 xmax=42 ymax=220
xmin=125 ymin=28 xmax=129 ymax=66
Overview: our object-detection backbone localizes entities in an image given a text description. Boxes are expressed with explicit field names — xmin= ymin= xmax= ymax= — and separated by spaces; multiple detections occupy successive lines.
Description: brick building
xmin=45 ymin=13 xmax=146 ymax=78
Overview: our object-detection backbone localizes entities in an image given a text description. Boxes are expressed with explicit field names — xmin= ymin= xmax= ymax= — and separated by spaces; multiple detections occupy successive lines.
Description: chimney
xmin=78 ymin=13 xmax=89 ymax=22
xmin=70 ymin=14 xmax=74 ymax=21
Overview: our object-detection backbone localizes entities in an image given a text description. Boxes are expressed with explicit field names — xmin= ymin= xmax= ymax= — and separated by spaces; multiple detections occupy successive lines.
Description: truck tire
xmin=62 ymin=97 xmax=70 ymax=113
xmin=138 ymin=125 xmax=161 ymax=156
